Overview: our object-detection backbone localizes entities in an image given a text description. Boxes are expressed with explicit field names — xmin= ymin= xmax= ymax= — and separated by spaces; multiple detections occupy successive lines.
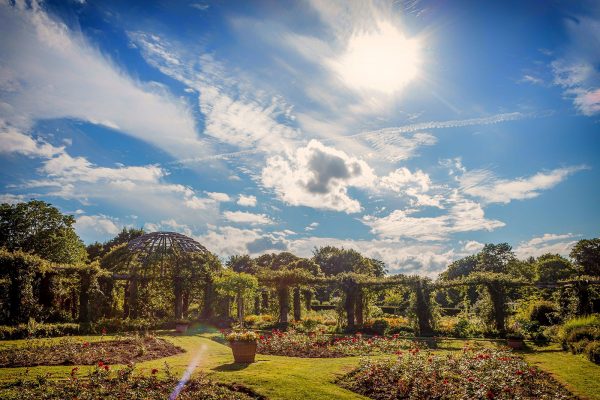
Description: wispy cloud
xmin=459 ymin=165 xmax=587 ymax=204
xmin=0 ymin=1 xmax=208 ymax=158
xmin=514 ymin=233 xmax=579 ymax=259
xmin=223 ymin=211 xmax=274 ymax=225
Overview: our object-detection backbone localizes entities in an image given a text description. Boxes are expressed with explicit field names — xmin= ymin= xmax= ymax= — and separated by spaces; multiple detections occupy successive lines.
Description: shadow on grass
xmin=212 ymin=362 xmax=252 ymax=372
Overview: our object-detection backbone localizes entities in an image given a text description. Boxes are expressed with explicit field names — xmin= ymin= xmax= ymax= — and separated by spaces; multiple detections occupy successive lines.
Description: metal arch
xmin=125 ymin=231 xmax=210 ymax=278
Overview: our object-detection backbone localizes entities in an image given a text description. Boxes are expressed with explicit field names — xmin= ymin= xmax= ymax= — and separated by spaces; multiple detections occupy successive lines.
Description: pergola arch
xmin=116 ymin=232 xmax=215 ymax=319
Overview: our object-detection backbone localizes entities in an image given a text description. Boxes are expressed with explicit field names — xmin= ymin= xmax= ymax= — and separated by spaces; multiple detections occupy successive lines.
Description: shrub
xmin=559 ymin=314 xmax=600 ymax=342
xmin=528 ymin=300 xmax=559 ymax=326
xmin=0 ymin=322 xmax=80 ymax=339
xmin=362 ymin=319 xmax=389 ymax=336
xmin=586 ymin=341 xmax=600 ymax=364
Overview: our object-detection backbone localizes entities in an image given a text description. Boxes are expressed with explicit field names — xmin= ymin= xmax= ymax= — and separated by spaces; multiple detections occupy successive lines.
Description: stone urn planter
xmin=225 ymin=330 xmax=259 ymax=363
xmin=230 ymin=340 xmax=258 ymax=363
xmin=175 ymin=320 xmax=190 ymax=333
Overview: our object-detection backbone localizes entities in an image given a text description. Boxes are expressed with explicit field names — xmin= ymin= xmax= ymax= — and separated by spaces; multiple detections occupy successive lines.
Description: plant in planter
xmin=225 ymin=330 xmax=259 ymax=363
xmin=175 ymin=319 xmax=191 ymax=333
xmin=506 ymin=331 xmax=525 ymax=349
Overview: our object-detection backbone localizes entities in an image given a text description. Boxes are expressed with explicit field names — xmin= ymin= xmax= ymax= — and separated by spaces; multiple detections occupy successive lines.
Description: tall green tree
xmin=570 ymin=238 xmax=600 ymax=276
xmin=87 ymin=227 xmax=144 ymax=261
xmin=0 ymin=200 xmax=86 ymax=264
xmin=215 ymin=270 xmax=258 ymax=326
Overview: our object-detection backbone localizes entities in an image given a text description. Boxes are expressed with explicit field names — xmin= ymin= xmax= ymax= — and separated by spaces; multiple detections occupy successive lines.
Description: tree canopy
xmin=0 ymin=200 xmax=86 ymax=264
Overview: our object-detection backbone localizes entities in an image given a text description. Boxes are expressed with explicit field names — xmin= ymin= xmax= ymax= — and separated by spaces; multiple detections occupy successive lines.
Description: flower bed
xmin=256 ymin=329 xmax=413 ymax=358
xmin=0 ymin=335 xmax=184 ymax=367
xmin=337 ymin=346 xmax=575 ymax=399
xmin=0 ymin=364 xmax=263 ymax=400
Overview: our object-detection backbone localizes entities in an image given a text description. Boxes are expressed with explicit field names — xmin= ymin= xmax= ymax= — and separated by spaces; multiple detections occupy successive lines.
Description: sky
xmin=0 ymin=0 xmax=599 ymax=276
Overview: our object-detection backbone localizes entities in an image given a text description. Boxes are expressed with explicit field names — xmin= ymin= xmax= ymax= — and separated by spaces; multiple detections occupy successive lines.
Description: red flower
xmin=486 ymin=390 xmax=495 ymax=399
xmin=101 ymin=328 xmax=107 ymax=335
xmin=151 ymin=368 xmax=159 ymax=375
xmin=443 ymin=378 xmax=449 ymax=385
xmin=82 ymin=342 xmax=89 ymax=347
xmin=70 ymin=367 xmax=79 ymax=376
xmin=467 ymin=377 xmax=474 ymax=382
xmin=104 ymin=365 xmax=110 ymax=371
xmin=515 ymin=370 xmax=523 ymax=376
xmin=98 ymin=361 xmax=104 ymax=367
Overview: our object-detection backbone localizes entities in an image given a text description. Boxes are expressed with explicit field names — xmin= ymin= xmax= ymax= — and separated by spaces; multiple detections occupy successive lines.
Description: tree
xmin=570 ymin=238 xmax=600 ymax=276
xmin=313 ymin=247 xmax=384 ymax=330
xmin=215 ymin=270 xmax=258 ymax=326
xmin=0 ymin=200 xmax=87 ymax=264
xmin=226 ymin=254 xmax=256 ymax=274
xmin=476 ymin=243 xmax=516 ymax=273
xmin=536 ymin=254 xmax=578 ymax=282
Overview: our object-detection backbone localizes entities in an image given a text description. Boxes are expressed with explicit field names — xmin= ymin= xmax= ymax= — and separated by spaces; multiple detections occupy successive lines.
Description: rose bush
xmin=337 ymin=345 xmax=574 ymax=399
xmin=0 ymin=363 xmax=263 ymax=399
xmin=256 ymin=329 xmax=413 ymax=358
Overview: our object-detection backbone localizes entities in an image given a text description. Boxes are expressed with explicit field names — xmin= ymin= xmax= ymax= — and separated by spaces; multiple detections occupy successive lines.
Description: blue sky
xmin=1 ymin=0 xmax=599 ymax=276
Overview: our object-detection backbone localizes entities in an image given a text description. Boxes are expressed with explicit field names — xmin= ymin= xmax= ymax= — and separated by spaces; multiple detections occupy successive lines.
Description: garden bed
xmin=0 ymin=335 xmax=184 ymax=367
xmin=337 ymin=346 xmax=577 ymax=399
xmin=0 ymin=365 xmax=264 ymax=400
xmin=256 ymin=329 xmax=413 ymax=358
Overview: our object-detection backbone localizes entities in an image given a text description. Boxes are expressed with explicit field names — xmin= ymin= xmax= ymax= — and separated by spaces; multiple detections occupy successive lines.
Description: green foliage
xmin=570 ymin=238 xmax=600 ymax=276
xmin=226 ymin=254 xmax=255 ymax=273
xmin=215 ymin=270 xmax=259 ymax=296
xmin=536 ymin=254 xmax=578 ymax=282
xmin=0 ymin=200 xmax=86 ymax=264
xmin=528 ymin=300 xmax=560 ymax=326
xmin=586 ymin=341 xmax=600 ymax=364
xmin=0 ymin=321 xmax=80 ymax=339
xmin=559 ymin=314 xmax=600 ymax=345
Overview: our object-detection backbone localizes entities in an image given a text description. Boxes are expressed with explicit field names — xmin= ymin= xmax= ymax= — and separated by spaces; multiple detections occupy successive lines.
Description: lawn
xmin=0 ymin=329 xmax=599 ymax=400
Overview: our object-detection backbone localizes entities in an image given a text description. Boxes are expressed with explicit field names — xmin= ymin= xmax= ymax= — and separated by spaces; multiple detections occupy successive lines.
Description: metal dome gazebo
xmin=120 ymin=231 xmax=213 ymax=319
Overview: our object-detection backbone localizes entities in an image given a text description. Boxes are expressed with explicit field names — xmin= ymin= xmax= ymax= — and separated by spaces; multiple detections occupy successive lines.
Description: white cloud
xmin=0 ymin=122 xmax=63 ymax=158
xmin=127 ymin=32 xmax=299 ymax=155
xmin=520 ymin=74 xmax=544 ymax=85
xmin=144 ymin=219 xmax=193 ymax=237
xmin=514 ymin=233 xmax=579 ymax=259
xmin=237 ymin=194 xmax=257 ymax=207
xmin=379 ymin=167 xmax=442 ymax=208
xmin=362 ymin=194 xmax=504 ymax=241
xmin=459 ymin=166 xmax=586 ymax=204
xmin=74 ymin=214 xmax=120 ymax=242
xmin=549 ymin=9 xmax=600 ymax=116
xmin=0 ymin=193 xmax=27 ymax=204
xmin=462 ymin=240 xmax=484 ymax=253
xmin=2 ymin=131 xmax=222 ymax=228
xmin=261 ymin=140 xmax=376 ymax=213
xmin=305 ymin=222 xmax=319 ymax=231
xmin=223 ymin=210 xmax=273 ymax=225
xmin=206 ymin=192 xmax=231 ymax=202
xmin=198 ymin=225 xmax=280 ymax=257
xmin=0 ymin=1 xmax=208 ymax=158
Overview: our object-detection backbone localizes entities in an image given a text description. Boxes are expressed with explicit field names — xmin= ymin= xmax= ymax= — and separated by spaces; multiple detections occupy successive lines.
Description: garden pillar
xmin=344 ymin=289 xmax=357 ymax=330
xmin=173 ymin=277 xmax=184 ymax=319
xmin=261 ymin=290 xmax=269 ymax=311
xmin=201 ymin=279 xmax=215 ymax=319
xmin=293 ymin=287 xmax=301 ymax=321
xmin=277 ymin=286 xmax=290 ymax=327
xmin=304 ymin=289 xmax=312 ymax=311
xmin=355 ymin=289 xmax=364 ymax=326
xmin=78 ymin=270 xmax=91 ymax=323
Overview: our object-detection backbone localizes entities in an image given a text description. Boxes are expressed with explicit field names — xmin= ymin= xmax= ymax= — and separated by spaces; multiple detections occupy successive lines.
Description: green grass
xmin=521 ymin=342 xmax=600 ymax=400
xmin=0 ymin=330 xmax=599 ymax=400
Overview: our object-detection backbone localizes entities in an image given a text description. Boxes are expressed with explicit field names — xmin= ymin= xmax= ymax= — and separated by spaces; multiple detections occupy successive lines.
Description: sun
xmin=330 ymin=21 xmax=421 ymax=94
